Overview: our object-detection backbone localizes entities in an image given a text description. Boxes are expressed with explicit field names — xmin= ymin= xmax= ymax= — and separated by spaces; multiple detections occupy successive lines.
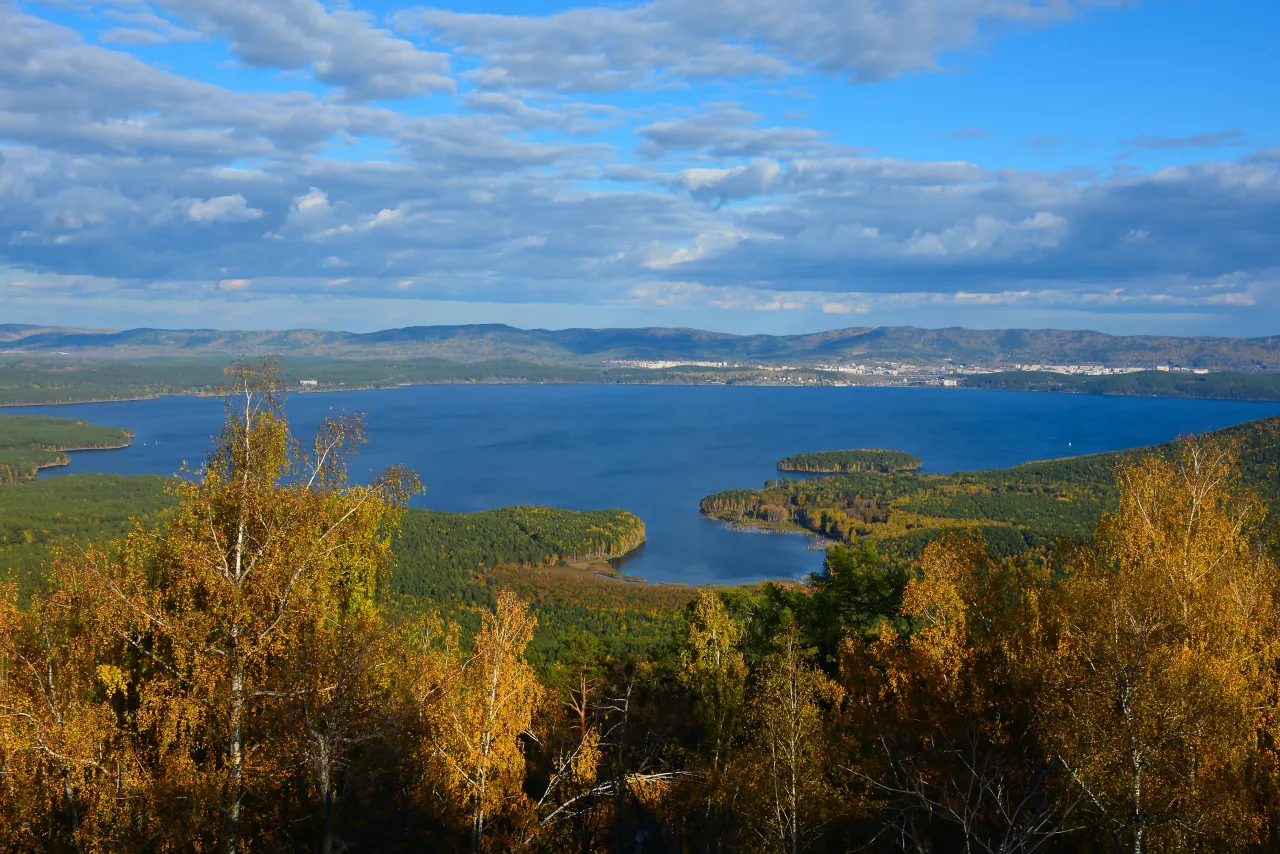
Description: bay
xmin=9 ymin=385 xmax=1280 ymax=584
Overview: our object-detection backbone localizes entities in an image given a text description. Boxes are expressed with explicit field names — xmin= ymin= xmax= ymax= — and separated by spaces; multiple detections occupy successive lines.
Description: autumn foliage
xmin=4 ymin=365 xmax=1280 ymax=853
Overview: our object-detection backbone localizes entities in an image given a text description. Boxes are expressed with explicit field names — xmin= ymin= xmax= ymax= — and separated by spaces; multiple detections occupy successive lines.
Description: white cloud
xmin=184 ymin=194 xmax=263 ymax=224
xmin=294 ymin=188 xmax=331 ymax=216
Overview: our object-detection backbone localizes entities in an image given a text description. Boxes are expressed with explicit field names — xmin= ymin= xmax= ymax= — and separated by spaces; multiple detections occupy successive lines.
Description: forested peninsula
xmin=777 ymin=449 xmax=922 ymax=473
xmin=0 ymin=414 xmax=132 ymax=484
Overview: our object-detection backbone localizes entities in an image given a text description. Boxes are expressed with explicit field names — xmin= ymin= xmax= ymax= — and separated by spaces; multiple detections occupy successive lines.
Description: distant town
xmin=603 ymin=359 xmax=1216 ymax=388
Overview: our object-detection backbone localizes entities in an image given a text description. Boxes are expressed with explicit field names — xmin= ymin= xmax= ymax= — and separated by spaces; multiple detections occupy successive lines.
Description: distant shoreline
xmin=3 ymin=373 xmax=1280 ymax=408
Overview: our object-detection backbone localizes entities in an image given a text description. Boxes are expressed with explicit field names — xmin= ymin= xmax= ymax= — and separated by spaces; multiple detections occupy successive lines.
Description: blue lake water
xmin=9 ymin=386 xmax=1280 ymax=584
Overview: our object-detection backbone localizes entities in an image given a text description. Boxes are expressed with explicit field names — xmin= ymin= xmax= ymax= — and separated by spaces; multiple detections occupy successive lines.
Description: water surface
xmin=11 ymin=386 xmax=1280 ymax=583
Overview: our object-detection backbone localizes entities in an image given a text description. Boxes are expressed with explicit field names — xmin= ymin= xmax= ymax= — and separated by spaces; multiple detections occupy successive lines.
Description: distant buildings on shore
xmin=1012 ymin=364 xmax=1211 ymax=375
xmin=605 ymin=359 xmax=1216 ymax=386
xmin=610 ymin=360 xmax=730 ymax=369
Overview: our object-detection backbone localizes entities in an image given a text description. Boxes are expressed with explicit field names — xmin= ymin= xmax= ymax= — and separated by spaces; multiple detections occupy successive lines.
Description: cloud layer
xmin=0 ymin=0 xmax=1276 ymax=332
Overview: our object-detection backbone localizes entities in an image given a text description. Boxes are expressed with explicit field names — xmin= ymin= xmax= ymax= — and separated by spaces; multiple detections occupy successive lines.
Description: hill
xmin=5 ymin=323 xmax=1280 ymax=370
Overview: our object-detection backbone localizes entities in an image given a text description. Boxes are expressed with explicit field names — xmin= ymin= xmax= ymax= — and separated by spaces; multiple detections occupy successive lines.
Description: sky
xmin=0 ymin=0 xmax=1277 ymax=337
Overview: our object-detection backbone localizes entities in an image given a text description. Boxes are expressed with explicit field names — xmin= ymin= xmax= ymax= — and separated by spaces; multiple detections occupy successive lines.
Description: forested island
xmin=777 ymin=448 xmax=922 ymax=473
xmin=6 ymin=364 xmax=1280 ymax=851
xmin=0 ymin=414 xmax=132 ymax=484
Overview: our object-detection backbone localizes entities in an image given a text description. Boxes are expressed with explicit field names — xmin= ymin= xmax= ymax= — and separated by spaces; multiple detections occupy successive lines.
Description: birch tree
xmin=678 ymin=589 xmax=748 ymax=851
xmin=0 ymin=573 xmax=144 ymax=850
xmin=71 ymin=360 xmax=415 ymax=851
xmin=738 ymin=623 xmax=842 ymax=854
xmin=424 ymin=588 xmax=543 ymax=853
xmin=1039 ymin=438 xmax=1279 ymax=853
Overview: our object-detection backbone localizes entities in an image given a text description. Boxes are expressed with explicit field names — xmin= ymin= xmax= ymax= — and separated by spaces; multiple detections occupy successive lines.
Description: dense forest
xmin=0 ymin=415 xmax=133 ymax=484
xmin=705 ymin=415 xmax=1280 ymax=564
xmin=392 ymin=505 xmax=646 ymax=592
xmin=388 ymin=505 xmax=674 ymax=666
xmin=0 ymin=474 xmax=177 ymax=603
xmin=777 ymin=449 xmax=922 ymax=473
xmin=6 ymin=365 xmax=1280 ymax=852
xmin=964 ymin=368 xmax=1280 ymax=400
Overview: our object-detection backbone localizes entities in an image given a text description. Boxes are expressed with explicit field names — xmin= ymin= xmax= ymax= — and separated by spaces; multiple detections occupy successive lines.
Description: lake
xmin=10 ymin=385 xmax=1280 ymax=583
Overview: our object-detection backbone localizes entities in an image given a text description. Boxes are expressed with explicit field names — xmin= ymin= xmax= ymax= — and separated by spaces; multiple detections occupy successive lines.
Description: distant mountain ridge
xmin=4 ymin=323 xmax=1280 ymax=371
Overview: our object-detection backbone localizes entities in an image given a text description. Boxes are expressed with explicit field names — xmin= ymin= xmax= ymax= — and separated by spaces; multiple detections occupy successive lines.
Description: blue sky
xmin=1 ymin=0 xmax=1277 ymax=336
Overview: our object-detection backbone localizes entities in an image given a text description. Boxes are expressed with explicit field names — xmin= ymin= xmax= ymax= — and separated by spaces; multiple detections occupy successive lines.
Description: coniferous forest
xmin=0 ymin=416 xmax=133 ymax=485
xmin=4 ymin=365 xmax=1280 ymax=852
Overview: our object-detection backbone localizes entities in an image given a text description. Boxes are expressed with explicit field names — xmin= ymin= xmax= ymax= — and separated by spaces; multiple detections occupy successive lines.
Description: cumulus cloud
xmin=669 ymin=160 xmax=787 ymax=206
xmin=183 ymin=194 xmax=263 ymax=224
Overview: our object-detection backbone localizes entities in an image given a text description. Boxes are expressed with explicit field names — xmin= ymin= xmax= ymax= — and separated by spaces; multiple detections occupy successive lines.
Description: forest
xmin=0 ymin=415 xmax=133 ymax=484
xmin=391 ymin=505 xmax=647 ymax=595
xmin=5 ymin=365 xmax=1280 ymax=852
xmin=704 ymin=415 xmax=1280 ymax=563
xmin=0 ymin=474 xmax=177 ymax=603
xmin=777 ymin=449 xmax=922 ymax=473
